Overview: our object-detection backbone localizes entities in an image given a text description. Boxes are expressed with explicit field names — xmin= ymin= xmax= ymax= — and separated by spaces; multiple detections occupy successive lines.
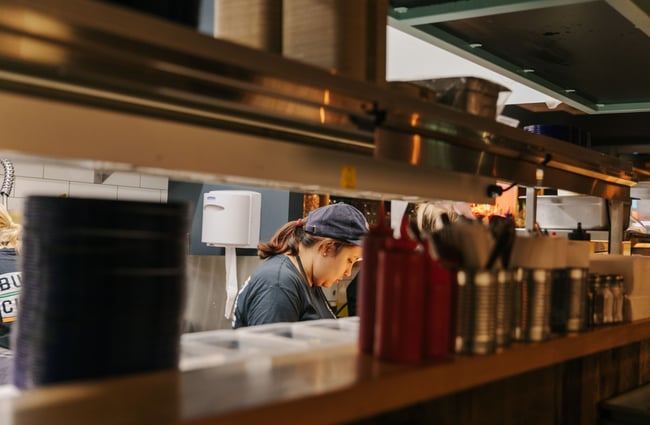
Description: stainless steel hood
xmin=0 ymin=0 xmax=637 ymax=202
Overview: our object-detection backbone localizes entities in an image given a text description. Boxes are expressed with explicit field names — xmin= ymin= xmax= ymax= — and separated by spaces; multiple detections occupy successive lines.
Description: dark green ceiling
xmin=389 ymin=0 xmax=650 ymax=114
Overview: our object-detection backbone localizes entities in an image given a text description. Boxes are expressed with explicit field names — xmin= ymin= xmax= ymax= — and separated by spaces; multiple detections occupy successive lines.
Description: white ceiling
xmin=386 ymin=25 xmax=561 ymax=107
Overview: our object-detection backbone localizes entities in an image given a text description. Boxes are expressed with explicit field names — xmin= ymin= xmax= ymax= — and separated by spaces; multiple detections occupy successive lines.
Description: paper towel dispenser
xmin=201 ymin=190 xmax=262 ymax=248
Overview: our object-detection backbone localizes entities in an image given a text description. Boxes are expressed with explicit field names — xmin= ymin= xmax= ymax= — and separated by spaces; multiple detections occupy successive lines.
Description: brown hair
xmin=257 ymin=219 xmax=348 ymax=259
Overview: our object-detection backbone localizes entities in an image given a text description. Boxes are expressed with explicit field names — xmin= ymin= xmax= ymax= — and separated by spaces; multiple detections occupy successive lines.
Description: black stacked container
xmin=14 ymin=196 xmax=189 ymax=389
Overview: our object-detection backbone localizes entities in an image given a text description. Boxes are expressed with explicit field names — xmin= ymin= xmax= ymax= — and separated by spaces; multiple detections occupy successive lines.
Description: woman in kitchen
xmin=232 ymin=202 xmax=367 ymax=328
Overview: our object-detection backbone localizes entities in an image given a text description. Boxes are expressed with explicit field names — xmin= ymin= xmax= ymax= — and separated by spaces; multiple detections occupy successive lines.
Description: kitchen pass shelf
xmin=3 ymin=318 xmax=650 ymax=425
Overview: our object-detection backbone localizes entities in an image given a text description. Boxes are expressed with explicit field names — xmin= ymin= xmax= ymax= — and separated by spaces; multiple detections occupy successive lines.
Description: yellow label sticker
xmin=340 ymin=166 xmax=356 ymax=189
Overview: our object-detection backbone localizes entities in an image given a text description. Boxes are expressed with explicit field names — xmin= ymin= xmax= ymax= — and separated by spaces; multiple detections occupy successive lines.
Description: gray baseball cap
xmin=303 ymin=203 xmax=369 ymax=246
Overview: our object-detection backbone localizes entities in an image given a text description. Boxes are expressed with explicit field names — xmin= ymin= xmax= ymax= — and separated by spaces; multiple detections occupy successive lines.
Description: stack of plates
xmin=13 ymin=196 xmax=189 ymax=389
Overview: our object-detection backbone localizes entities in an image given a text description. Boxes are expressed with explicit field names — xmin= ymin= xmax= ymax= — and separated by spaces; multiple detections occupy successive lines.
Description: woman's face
xmin=313 ymin=243 xmax=362 ymax=288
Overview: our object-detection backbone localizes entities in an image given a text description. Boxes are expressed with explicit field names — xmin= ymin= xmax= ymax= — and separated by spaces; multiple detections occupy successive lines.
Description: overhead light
xmin=469 ymin=43 xmax=483 ymax=48
xmin=522 ymin=68 xmax=535 ymax=73
xmin=393 ymin=7 xmax=408 ymax=13
xmin=564 ymin=89 xmax=576 ymax=93
xmin=545 ymin=99 xmax=561 ymax=109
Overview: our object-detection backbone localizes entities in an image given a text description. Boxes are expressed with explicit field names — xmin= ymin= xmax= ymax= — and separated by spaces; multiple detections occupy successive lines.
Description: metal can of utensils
xmin=495 ymin=269 xmax=514 ymax=347
xmin=512 ymin=268 xmax=552 ymax=342
xmin=455 ymin=269 xmax=497 ymax=355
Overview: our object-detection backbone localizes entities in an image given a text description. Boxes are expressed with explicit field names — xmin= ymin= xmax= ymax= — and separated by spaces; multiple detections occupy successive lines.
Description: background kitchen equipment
xmin=535 ymin=195 xmax=609 ymax=230
xmin=411 ymin=77 xmax=512 ymax=120
xmin=201 ymin=190 xmax=261 ymax=319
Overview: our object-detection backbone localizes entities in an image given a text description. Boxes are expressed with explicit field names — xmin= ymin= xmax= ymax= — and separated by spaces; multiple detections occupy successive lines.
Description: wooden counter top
xmin=5 ymin=319 xmax=650 ymax=425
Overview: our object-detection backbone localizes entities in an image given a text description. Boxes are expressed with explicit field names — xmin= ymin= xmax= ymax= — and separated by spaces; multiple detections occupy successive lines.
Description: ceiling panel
xmin=389 ymin=0 xmax=650 ymax=114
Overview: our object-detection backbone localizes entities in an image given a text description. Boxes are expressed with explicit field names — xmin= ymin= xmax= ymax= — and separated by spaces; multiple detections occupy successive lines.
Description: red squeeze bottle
xmin=358 ymin=201 xmax=392 ymax=354
xmin=373 ymin=212 xmax=426 ymax=363
xmin=423 ymin=237 xmax=453 ymax=360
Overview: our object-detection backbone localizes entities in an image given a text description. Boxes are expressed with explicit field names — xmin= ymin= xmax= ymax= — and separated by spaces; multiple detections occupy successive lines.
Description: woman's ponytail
xmin=257 ymin=220 xmax=303 ymax=259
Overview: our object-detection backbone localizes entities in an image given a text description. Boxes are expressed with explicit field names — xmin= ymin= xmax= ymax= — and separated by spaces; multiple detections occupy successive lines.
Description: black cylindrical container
xmin=13 ymin=196 xmax=189 ymax=389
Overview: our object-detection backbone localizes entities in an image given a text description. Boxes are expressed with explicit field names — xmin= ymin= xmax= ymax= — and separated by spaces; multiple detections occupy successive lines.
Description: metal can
xmin=454 ymin=269 xmax=473 ymax=354
xmin=566 ymin=268 xmax=589 ymax=332
xmin=512 ymin=268 xmax=552 ymax=342
xmin=471 ymin=270 xmax=497 ymax=355
xmin=455 ymin=269 xmax=497 ymax=355
xmin=530 ymin=269 xmax=552 ymax=341
xmin=495 ymin=269 xmax=514 ymax=347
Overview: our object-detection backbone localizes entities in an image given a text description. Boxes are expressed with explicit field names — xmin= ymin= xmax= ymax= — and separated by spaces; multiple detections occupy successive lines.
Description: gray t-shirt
xmin=232 ymin=254 xmax=335 ymax=328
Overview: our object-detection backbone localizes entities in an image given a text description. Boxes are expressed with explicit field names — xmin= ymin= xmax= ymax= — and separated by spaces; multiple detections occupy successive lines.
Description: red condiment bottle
xmin=358 ymin=201 xmax=392 ymax=354
xmin=423 ymin=236 xmax=453 ymax=360
xmin=373 ymin=212 xmax=426 ymax=363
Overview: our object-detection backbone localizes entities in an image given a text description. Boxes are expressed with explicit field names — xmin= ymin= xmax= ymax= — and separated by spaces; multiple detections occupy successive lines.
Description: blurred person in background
xmin=232 ymin=203 xmax=367 ymax=328
xmin=0 ymin=205 xmax=21 ymax=384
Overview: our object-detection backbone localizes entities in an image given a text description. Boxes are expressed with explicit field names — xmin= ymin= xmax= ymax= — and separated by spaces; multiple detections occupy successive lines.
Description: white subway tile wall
xmin=140 ymin=175 xmax=168 ymax=190
xmin=43 ymin=165 xmax=95 ymax=183
xmin=8 ymin=198 xmax=25 ymax=216
xmin=102 ymin=171 xmax=141 ymax=187
xmin=14 ymin=177 xmax=69 ymax=198
xmin=1 ymin=161 xmax=168 ymax=218
xmin=69 ymin=182 xmax=118 ymax=200
xmin=117 ymin=186 xmax=163 ymax=202
xmin=12 ymin=161 xmax=44 ymax=178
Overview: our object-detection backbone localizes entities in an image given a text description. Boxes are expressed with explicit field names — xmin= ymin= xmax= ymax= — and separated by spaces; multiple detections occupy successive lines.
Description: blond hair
xmin=0 ymin=205 xmax=21 ymax=251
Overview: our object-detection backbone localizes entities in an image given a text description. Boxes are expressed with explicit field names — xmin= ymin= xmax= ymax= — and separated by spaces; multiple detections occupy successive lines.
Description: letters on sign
xmin=0 ymin=272 xmax=22 ymax=323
